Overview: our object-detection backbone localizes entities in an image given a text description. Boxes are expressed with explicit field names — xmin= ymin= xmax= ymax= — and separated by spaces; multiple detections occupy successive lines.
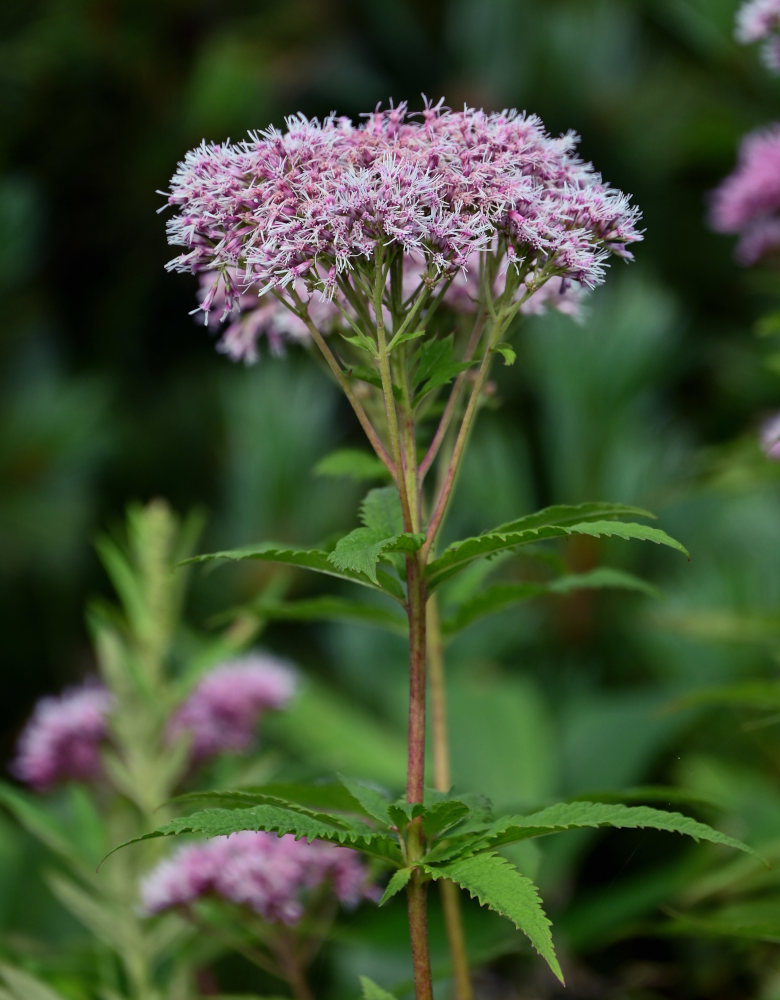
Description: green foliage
xmin=378 ymin=868 xmax=413 ymax=906
xmin=423 ymin=854 xmax=563 ymax=983
xmin=427 ymin=514 xmax=688 ymax=590
xmin=184 ymin=543 xmax=406 ymax=601
xmin=328 ymin=527 xmax=422 ymax=585
xmin=359 ymin=976 xmax=399 ymax=1000
xmin=427 ymin=800 xmax=756 ymax=863
xmin=441 ymin=566 xmax=659 ymax=635
xmin=413 ymin=335 xmax=474 ymax=404
xmin=248 ymin=594 xmax=407 ymax=633
xmin=0 ymin=965 xmax=68 ymax=1000
xmin=113 ymin=804 xmax=402 ymax=864
xmin=314 ymin=448 xmax=389 ymax=482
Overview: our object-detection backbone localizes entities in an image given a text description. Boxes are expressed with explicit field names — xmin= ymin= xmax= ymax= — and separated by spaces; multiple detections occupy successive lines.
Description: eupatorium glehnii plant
xmin=130 ymin=101 xmax=755 ymax=1000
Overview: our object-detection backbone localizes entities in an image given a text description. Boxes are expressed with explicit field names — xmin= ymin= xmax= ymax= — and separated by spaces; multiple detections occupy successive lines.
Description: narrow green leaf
xmin=346 ymin=365 xmax=383 ymax=390
xmin=175 ymin=782 xmax=366 ymax=816
xmin=461 ymin=801 xmax=757 ymax=858
xmin=0 ymin=965 xmax=69 ymax=1000
xmin=340 ymin=330 xmax=378 ymax=355
xmin=413 ymin=334 xmax=473 ymax=402
xmin=378 ymin=868 xmax=413 ymax=906
xmin=183 ymin=543 xmax=405 ymax=601
xmin=314 ymin=449 xmax=389 ymax=482
xmin=443 ymin=567 xmax=658 ymax=635
xmin=663 ymin=901 xmax=780 ymax=943
xmin=360 ymin=977 xmax=399 ymax=1000
xmin=493 ymin=501 xmax=656 ymax=534
xmin=108 ymin=805 xmax=400 ymax=863
xmin=252 ymin=595 xmax=406 ymax=633
xmin=387 ymin=326 xmax=426 ymax=351
xmin=46 ymin=872 xmax=132 ymax=952
xmin=428 ymin=520 xmax=688 ymax=591
xmin=424 ymin=854 xmax=563 ymax=984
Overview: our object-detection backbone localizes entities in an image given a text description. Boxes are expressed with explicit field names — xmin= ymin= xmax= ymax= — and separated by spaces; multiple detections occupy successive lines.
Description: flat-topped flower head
xmin=168 ymin=652 xmax=297 ymax=761
xmin=140 ymin=830 xmax=375 ymax=924
xmin=162 ymin=100 xmax=642 ymax=358
xmin=736 ymin=0 xmax=780 ymax=69
xmin=12 ymin=682 xmax=112 ymax=791
xmin=710 ymin=125 xmax=780 ymax=264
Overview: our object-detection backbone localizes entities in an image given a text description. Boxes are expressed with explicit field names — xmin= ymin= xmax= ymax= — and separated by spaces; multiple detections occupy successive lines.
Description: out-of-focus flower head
xmin=12 ymin=682 xmax=112 ymax=791
xmin=162 ymin=100 xmax=641 ymax=360
xmin=140 ymin=830 xmax=375 ymax=924
xmin=168 ymin=652 xmax=297 ymax=761
xmin=710 ymin=125 xmax=780 ymax=264
xmin=760 ymin=411 xmax=780 ymax=459
xmin=736 ymin=0 xmax=780 ymax=70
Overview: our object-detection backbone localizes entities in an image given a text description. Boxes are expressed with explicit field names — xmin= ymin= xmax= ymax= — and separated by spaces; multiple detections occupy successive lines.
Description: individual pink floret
xmin=140 ymin=830 xmax=374 ymax=925
xmin=162 ymin=100 xmax=642 ymax=357
xmin=12 ymin=682 xmax=112 ymax=791
xmin=168 ymin=653 xmax=297 ymax=761
xmin=760 ymin=411 xmax=780 ymax=459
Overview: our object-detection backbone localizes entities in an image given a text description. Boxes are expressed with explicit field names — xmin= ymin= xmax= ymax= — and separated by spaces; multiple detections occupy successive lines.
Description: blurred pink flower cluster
xmin=736 ymin=0 xmax=780 ymax=70
xmin=168 ymin=654 xmax=297 ymax=760
xmin=163 ymin=100 xmax=641 ymax=359
xmin=140 ymin=830 xmax=375 ymax=925
xmin=12 ymin=653 xmax=296 ymax=791
xmin=710 ymin=125 xmax=780 ymax=265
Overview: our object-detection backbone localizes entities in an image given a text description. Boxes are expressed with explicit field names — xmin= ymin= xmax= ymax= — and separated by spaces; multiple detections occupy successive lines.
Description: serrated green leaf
xmin=328 ymin=527 xmax=423 ymax=585
xmin=346 ymin=365 xmax=383 ymax=390
xmin=252 ymin=595 xmax=407 ymax=633
xmin=360 ymin=976 xmax=399 ymax=1000
xmin=314 ymin=449 xmax=389 ymax=482
xmin=493 ymin=501 xmax=656 ymax=534
xmin=424 ymin=854 xmax=563 ymax=983
xmin=427 ymin=520 xmax=688 ymax=591
xmin=174 ymin=782 xmax=365 ymax=816
xmin=360 ymin=487 xmax=403 ymax=535
xmin=109 ymin=805 xmax=400 ymax=864
xmin=443 ymin=567 xmax=658 ymax=635
xmin=183 ymin=543 xmax=405 ymax=601
xmin=413 ymin=335 xmax=473 ymax=402
xmin=422 ymin=800 xmax=471 ymax=839
xmin=337 ymin=775 xmax=392 ymax=826
xmin=458 ymin=801 xmax=757 ymax=858
xmin=378 ymin=868 xmax=413 ymax=906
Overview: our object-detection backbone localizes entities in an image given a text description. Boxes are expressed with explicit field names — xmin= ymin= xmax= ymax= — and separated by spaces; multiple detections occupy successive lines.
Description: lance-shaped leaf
xmin=183 ymin=543 xmax=405 ymax=602
xmin=491 ymin=501 xmax=656 ymax=534
xmin=423 ymin=854 xmax=563 ymax=984
xmin=107 ymin=804 xmax=401 ymax=865
xmin=663 ymin=900 xmax=780 ymax=944
xmin=252 ymin=595 xmax=407 ymax=633
xmin=442 ymin=567 xmax=659 ymax=636
xmin=378 ymin=867 xmax=413 ymax=906
xmin=427 ymin=520 xmax=688 ymax=591
xmin=0 ymin=965 xmax=70 ymax=1000
xmin=431 ymin=801 xmax=756 ymax=861
xmin=175 ymin=781 xmax=392 ymax=826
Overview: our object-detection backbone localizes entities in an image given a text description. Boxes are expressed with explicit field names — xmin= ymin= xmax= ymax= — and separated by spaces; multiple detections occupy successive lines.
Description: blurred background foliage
xmin=2 ymin=0 xmax=780 ymax=997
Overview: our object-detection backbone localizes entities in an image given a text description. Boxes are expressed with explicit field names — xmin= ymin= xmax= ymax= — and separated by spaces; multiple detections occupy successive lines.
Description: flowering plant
xmin=113 ymin=101 xmax=760 ymax=1000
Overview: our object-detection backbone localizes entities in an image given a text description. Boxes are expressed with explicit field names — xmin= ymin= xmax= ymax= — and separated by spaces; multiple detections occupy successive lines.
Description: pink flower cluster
xmin=167 ymin=653 xmax=297 ymax=760
xmin=140 ymin=830 xmax=374 ymax=924
xmin=736 ymin=0 xmax=780 ymax=70
xmin=761 ymin=411 xmax=780 ymax=458
xmin=11 ymin=682 xmax=112 ymax=791
xmin=163 ymin=100 xmax=641 ymax=357
xmin=710 ymin=125 xmax=780 ymax=264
